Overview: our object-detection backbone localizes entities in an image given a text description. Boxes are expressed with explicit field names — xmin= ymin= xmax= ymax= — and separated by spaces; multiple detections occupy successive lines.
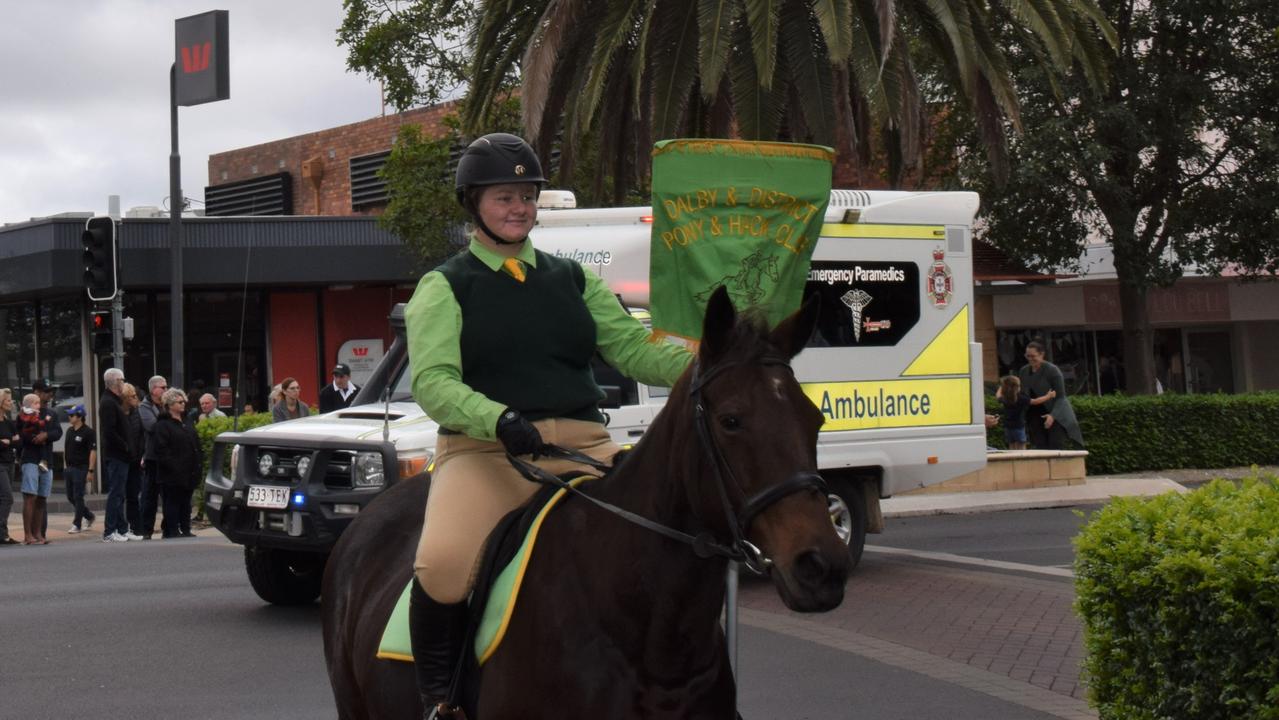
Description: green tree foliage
xmin=376 ymin=98 xmax=523 ymax=264
xmin=955 ymin=0 xmax=1279 ymax=393
xmin=339 ymin=0 xmax=1114 ymax=197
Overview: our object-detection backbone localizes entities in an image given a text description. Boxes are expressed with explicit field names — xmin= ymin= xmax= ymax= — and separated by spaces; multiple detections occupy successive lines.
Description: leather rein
xmin=506 ymin=356 xmax=827 ymax=574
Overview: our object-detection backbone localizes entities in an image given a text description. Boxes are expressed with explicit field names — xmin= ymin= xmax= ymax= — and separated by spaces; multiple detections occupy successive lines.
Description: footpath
xmin=14 ymin=464 xmax=1274 ymax=545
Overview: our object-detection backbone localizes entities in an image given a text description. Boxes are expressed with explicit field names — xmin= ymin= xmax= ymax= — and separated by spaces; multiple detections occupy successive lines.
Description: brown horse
xmin=322 ymin=287 xmax=850 ymax=718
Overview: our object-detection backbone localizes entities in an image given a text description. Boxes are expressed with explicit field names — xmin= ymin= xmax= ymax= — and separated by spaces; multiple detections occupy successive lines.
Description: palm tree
xmin=464 ymin=0 xmax=1115 ymax=198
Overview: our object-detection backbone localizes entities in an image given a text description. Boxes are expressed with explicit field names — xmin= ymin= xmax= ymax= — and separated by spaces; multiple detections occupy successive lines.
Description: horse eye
xmin=719 ymin=415 xmax=741 ymax=431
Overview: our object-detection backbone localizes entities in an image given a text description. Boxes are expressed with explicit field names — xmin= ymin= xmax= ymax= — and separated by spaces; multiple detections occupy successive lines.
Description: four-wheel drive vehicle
xmin=206 ymin=189 xmax=987 ymax=605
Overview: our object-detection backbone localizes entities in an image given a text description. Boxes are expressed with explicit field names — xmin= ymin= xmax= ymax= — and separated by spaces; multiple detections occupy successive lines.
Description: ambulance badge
xmin=840 ymin=289 xmax=872 ymax=342
xmin=926 ymin=248 xmax=953 ymax=308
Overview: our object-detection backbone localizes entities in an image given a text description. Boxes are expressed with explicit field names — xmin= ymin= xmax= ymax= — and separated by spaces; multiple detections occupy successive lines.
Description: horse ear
xmin=700 ymin=285 xmax=736 ymax=362
xmin=770 ymin=292 xmax=821 ymax=359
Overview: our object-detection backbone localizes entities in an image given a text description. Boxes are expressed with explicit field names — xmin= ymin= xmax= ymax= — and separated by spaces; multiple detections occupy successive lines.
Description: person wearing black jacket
xmin=99 ymin=368 xmax=136 ymax=543
xmin=122 ymin=383 xmax=147 ymax=538
xmin=0 ymin=389 xmax=19 ymax=545
xmin=318 ymin=364 xmax=360 ymax=413
xmin=152 ymin=389 xmax=201 ymax=538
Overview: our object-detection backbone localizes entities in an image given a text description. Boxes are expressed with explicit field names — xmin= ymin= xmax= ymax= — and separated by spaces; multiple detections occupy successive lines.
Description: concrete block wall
xmin=903 ymin=450 xmax=1089 ymax=494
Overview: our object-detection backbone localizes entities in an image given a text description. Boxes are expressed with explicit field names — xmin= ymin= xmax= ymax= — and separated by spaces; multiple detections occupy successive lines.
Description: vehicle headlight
xmin=258 ymin=451 xmax=276 ymax=478
xmin=353 ymin=451 xmax=385 ymax=488
xmin=296 ymin=455 xmax=312 ymax=479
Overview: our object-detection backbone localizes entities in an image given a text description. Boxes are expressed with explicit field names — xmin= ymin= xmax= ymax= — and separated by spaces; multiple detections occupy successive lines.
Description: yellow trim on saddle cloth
xmin=373 ymin=474 xmax=598 ymax=665
xmin=475 ymin=474 xmax=596 ymax=666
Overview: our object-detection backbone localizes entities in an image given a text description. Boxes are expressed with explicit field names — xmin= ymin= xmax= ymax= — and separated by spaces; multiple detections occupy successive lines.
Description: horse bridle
xmin=508 ymin=356 xmax=827 ymax=574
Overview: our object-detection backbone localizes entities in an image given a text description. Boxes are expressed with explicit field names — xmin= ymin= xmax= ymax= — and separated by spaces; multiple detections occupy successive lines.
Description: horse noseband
xmin=737 ymin=471 xmax=828 ymax=535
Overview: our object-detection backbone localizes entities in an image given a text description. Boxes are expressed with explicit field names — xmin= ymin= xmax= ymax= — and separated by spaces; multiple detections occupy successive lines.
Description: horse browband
xmin=506 ymin=356 xmax=826 ymax=573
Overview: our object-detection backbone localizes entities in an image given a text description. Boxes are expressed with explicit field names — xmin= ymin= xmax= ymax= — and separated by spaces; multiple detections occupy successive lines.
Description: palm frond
xmin=810 ymin=0 xmax=854 ymax=63
xmin=698 ymin=0 xmax=741 ymax=101
xmin=742 ymin=0 xmax=780 ymax=89
xmin=780 ymin=2 xmax=835 ymax=144
xmin=578 ymin=0 xmax=646 ymax=130
xmin=730 ymin=19 xmax=784 ymax=139
xmin=521 ymin=0 xmax=584 ymax=140
xmin=650 ymin=0 xmax=703 ymax=139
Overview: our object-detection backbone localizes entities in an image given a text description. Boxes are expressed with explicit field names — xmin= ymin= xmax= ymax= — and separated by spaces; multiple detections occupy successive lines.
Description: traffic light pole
xmin=111 ymin=293 xmax=125 ymax=370
xmin=169 ymin=63 xmax=185 ymax=391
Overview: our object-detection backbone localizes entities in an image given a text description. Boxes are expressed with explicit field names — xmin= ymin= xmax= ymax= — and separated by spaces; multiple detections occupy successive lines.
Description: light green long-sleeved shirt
xmin=404 ymin=238 xmax=693 ymax=440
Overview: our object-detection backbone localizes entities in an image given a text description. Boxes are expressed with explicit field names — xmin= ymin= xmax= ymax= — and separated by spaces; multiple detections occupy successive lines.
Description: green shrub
xmin=1073 ymin=476 xmax=1279 ymax=719
xmin=985 ymin=392 xmax=1279 ymax=474
xmin=193 ymin=413 xmax=274 ymax=519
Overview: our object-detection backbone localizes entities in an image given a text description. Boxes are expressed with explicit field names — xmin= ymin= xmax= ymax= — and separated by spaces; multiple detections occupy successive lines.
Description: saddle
xmin=377 ymin=473 xmax=599 ymax=666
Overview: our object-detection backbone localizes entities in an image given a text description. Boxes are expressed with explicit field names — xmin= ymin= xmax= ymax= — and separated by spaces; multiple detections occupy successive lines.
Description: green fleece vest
xmin=437 ymin=249 xmax=604 ymax=424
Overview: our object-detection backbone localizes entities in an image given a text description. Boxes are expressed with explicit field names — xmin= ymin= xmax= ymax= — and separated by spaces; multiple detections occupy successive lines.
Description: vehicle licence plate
xmin=246 ymin=485 xmax=291 ymax=509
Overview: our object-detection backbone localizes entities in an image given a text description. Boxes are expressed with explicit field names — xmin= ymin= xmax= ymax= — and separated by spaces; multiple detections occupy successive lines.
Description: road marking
xmin=866 ymin=544 xmax=1075 ymax=578
xmin=740 ymin=608 xmax=1097 ymax=720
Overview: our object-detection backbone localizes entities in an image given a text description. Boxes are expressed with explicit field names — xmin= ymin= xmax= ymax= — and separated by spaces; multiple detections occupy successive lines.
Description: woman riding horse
xmin=403 ymin=133 xmax=693 ymax=718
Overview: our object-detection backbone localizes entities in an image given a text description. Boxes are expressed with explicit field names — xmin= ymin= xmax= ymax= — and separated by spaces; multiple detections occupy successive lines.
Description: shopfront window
xmin=0 ymin=303 xmax=37 ymax=391
xmin=39 ymin=298 xmax=85 ymax=413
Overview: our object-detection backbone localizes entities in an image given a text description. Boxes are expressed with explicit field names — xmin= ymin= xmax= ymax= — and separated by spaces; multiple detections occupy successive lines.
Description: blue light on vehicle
xmin=292 ymin=493 xmax=306 ymax=506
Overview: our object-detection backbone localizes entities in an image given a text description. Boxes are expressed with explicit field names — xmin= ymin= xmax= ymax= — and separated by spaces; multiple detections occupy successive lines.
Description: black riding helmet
xmin=455 ymin=133 xmax=547 ymax=246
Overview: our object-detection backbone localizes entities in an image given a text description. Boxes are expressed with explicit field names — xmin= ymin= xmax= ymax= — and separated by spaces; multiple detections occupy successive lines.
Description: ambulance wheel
xmin=244 ymin=547 xmax=325 ymax=605
xmin=827 ymin=487 xmax=867 ymax=570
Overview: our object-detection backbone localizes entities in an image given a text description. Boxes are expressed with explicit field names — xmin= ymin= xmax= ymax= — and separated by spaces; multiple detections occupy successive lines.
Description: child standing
xmin=996 ymin=375 xmax=1055 ymax=451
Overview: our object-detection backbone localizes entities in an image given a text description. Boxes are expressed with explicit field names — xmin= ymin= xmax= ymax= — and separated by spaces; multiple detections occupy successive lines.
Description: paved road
xmin=1 ymin=507 xmax=1102 ymax=719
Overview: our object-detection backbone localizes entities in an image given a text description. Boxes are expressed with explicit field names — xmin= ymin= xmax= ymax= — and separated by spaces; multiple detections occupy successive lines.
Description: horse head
xmin=685 ymin=286 xmax=849 ymax=612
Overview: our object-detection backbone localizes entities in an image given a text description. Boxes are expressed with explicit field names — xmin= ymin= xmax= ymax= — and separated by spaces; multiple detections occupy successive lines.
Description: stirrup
xmin=426 ymin=701 xmax=467 ymax=720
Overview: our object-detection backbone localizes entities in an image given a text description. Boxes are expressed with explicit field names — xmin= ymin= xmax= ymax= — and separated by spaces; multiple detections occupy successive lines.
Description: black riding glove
xmin=496 ymin=409 xmax=544 ymax=457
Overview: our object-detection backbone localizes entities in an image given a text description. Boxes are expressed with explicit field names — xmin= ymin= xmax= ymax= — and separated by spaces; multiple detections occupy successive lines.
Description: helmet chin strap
xmin=473 ymin=213 xmax=527 ymax=246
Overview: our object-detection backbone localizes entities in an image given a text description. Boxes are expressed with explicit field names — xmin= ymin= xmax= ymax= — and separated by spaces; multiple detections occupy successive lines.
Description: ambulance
xmin=205 ymin=188 xmax=985 ymax=604
xmin=531 ymin=188 xmax=987 ymax=559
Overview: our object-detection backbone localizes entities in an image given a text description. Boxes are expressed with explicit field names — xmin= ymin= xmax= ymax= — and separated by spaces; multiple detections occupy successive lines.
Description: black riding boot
xmin=409 ymin=581 xmax=469 ymax=720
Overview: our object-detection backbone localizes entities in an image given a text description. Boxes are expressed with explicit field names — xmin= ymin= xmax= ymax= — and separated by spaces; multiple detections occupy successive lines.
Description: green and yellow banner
xmin=649 ymin=139 xmax=834 ymax=343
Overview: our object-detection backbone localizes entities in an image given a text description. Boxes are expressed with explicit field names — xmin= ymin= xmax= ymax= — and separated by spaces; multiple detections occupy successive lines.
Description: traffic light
xmin=81 ymin=216 xmax=118 ymax=301
xmin=91 ymin=309 xmax=113 ymax=354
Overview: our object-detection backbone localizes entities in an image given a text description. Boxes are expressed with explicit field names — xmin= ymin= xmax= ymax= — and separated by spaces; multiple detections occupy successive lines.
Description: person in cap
xmin=402 ymin=133 xmax=693 ymax=717
xmin=63 ymin=405 xmax=98 ymax=534
xmin=30 ymin=378 xmax=62 ymax=539
xmin=318 ymin=363 xmax=360 ymax=414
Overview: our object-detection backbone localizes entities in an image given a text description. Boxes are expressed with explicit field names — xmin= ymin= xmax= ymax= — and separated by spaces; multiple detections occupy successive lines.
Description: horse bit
xmin=508 ymin=355 xmax=827 ymax=574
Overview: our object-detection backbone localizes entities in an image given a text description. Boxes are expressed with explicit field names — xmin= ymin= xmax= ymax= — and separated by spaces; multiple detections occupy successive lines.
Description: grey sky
xmin=0 ymin=0 xmax=386 ymax=224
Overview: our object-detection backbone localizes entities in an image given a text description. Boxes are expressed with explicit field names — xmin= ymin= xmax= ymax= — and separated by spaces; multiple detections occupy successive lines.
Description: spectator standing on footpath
xmin=194 ymin=393 xmax=227 ymax=424
xmin=31 ymin=379 xmax=62 ymax=538
xmin=153 ymin=389 xmax=201 ymax=538
xmin=1018 ymin=341 xmax=1084 ymax=450
xmin=122 ymin=383 xmax=146 ymax=538
xmin=271 ymin=377 xmax=310 ymax=422
xmin=17 ymin=393 xmax=52 ymax=544
xmin=0 ymin=389 xmax=19 ymax=545
xmin=62 ymin=405 xmax=97 ymax=534
xmin=318 ymin=364 xmax=360 ymax=413
xmin=138 ymin=376 xmax=168 ymax=539
xmin=99 ymin=368 xmax=139 ymax=543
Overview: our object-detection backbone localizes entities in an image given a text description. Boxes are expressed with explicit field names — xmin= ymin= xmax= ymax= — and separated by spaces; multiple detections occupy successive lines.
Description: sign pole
xmin=169 ymin=63 xmax=185 ymax=391
xmin=172 ymin=8 xmax=229 ymax=391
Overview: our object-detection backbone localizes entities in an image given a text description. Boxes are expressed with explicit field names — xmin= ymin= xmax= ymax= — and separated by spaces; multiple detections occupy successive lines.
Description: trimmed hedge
xmin=193 ymin=412 xmax=275 ymax=519
xmin=1073 ymin=476 xmax=1279 ymax=719
xmin=986 ymin=392 xmax=1279 ymax=474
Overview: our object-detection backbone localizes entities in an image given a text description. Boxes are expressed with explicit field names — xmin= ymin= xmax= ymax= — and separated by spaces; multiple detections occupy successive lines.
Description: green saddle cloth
xmin=377 ymin=475 xmax=596 ymax=665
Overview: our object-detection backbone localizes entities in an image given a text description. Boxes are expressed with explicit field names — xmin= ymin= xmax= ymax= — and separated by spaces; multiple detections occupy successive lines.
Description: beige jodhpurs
xmin=413 ymin=418 xmax=619 ymax=603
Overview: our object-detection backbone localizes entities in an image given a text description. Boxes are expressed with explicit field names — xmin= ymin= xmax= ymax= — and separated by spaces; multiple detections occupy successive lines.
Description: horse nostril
xmin=794 ymin=548 xmax=831 ymax=585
